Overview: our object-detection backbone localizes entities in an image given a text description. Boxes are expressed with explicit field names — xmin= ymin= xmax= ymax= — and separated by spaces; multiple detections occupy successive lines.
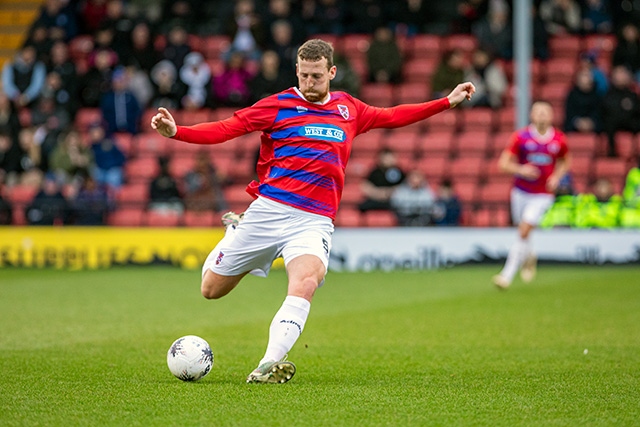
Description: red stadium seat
xmin=425 ymin=109 xmax=458 ymax=132
xmin=613 ymin=132 xmax=637 ymax=160
xmin=584 ymin=34 xmax=616 ymax=61
xmin=385 ymin=129 xmax=418 ymax=154
xmin=169 ymin=156 xmax=196 ymax=179
xmin=408 ymin=34 xmax=441 ymax=59
xmin=176 ymin=109 xmax=214 ymax=126
xmin=459 ymin=107 xmax=494 ymax=133
xmin=417 ymin=154 xmax=449 ymax=182
xmin=145 ymin=210 xmax=182 ymax=227
xmin=455 ymin=131 xmax=490 ymax=157
xmin=452 ymin=181 xmax=478 ymax=203
xmin=340 ymin=182 xmax=363 ymax=206
xmin=571 ymin=154 xmax=593 ymax=180
xmin=486 ymin=158 xmax=511 ymax=183
xmin=334 ymin=208 xmax=362 ymax=227
xmin=548 ymin=35 xmax=582 ymax=59
xmin=449 ymin=156 xmax=485 ymax=182
xmin=107 ymin=208 xmax=144 ymax=226
xmin=115 ymin=183 xmax=149 ymax=205
xmin=538 ymin=82 xmax=570 ymax=105
xmin=4 ymin=184 xmax=39 ymax=204
xmin=183 ymin=210 xmax=216 ymax=227
xmin=362 ymin=210 xmax=397 ymax=227
xmin=395 ymin=81 xmax=431 ymax=105
xmin=401 ymin=58 xmax=438 ymax=83
xmin=201 ymin=35 xmax=230 ymax=59
xmin=545 ymin=58 xmax=577 ymax=85
xmin=593 ymin=158 xmax=629 ymax=185
xmin=418 ymin=131 xmax=454 ymax=156
xmin=566 ymin=132 xmax=598 ymax=155
xmin=341 ymin=34 xmax=371 ymax=58
xmin=360 ymin=83 xmax=394 ymax=107
xmin=69 ymin=35 xmax=94 ymax=60
xmin=75 ymin=108 xmax=102 ymax=131
xmin=224 ymin=184 xmax=254 ymax=206
xmin=443 ymin=34 xmax=478 ymax=55
xmin=124 ymin=157 xmax=160 ymax=183
xmin=478 ymin=181 xmax=511 ymax=203
xmin=472 ymin=207 xmax=511 ymax=227
xmin=113 ymin=133 xmax=134 ymax=157
xmin=352 ymin=129 xmax=385 ymax=155
xmin=488 ymin=131 xmax=513 ymax=157
xmin=345 ymin=155 xmax=376 ymax=180
xmin=136 ymin=132 xmax=170 ymax=157
xmin=496 ymin=106 xmax=515 ymax=132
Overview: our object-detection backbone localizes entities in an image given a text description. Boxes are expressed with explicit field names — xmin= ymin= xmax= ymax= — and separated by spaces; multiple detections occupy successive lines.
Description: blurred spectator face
xmin=95 ymin=28 xmax=114 ymax=47
xmin=0 ymin=92 xmax=10 ymax=110
xmin=594 ymin=178 xmax=613 ymax=201
xmin=0 ymin=134 xmax=11 ymax=151
xmin=46 ymin=71 xmax=63 ymax=90
xmin=30 ymin=26 xmax=48 ymax=44
xmin=406 ymin=170 xmax=425 ymax=189
xmin=94 ymin=49 xmax=114 ymax=70
xmin=530 ymin=102 xmax=553 ymax=128
xmin=19 ymin=46 xmax=37 ymax=66
xmin=471 ymin=50 xmax=490 ymax=69
xmin=236 ymin=0 xmax=255 ymax=16
xmin=261 ymin=50 xmax=280 ymax=73
xmin=89 ymin=125 xmax=105 ymax=141
xmin=45 ymin=0 xmax=62 ymax=14
xmin=64 ymin=131 xmax=81 ymax=149
xmin=228 ymin=52 xmax=245 ymax=69
xmin=50 ymin=41 xmax=69 ymax=64
xmin=43 ymin=176 xmax=59 ymax=195
xmin=447 ymin=49 xmax=465 ymax=70
xmin=168 ymin=26 xmax=188 ymax=45
xmin=378 ymin=150 xmax=397 ymax=169
xmin=575 ymin=70 xmax=593 ymax=91
xmin=374 ymin=27 xmax=393 ymax=43
xmin=271 ymin=20 xmax=293 ymax=46
xmin=611 ymin=66 xmax=632 ymax=89
xmin=270 ymin=0 xmax=291 ymax=16
xmin=19 ymin=128 xmax=36 ymax=150
xmin=132 ymin=23 xmax=150 ymax=48
xmin=106 ymin=0 xmax=123 ymax=18
xmin=621 ymin=24 xmax=639 ymax=42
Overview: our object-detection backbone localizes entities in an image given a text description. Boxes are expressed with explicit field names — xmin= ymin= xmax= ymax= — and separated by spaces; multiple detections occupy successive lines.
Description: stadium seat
xmin=459 ymin=108 xmax=494 ymax=133
xmin=496 ymin=106 xmax=515 ymax=132
xmin=486 ymin=158 xmax=511 ymax=183
xmin=310 ymin=34 xmax=340 ymax=52
xmin=452 ymin=181 xmax=478 ymax=204
xmin=201 ymin=35 xmax=231 ymax=59
xmin=107 ymin=208 xmax=144 ymax=226
xmin=183 ymin=210 xmax=216 ymax=227
xmin=145 ymin=210 xmax=182 ymax=227
xmin=362 ymin=210 xmax=397 ymax=227
xmin=136 ymin=132 xmax=170 ymax=157
xmin=472 ymin=206 xmax=511 ymax=227
xmin=395 ymin=81 xmax=431 ymax=104
xmin=384 ymin=129 xmax=418 ymax=154
xmin=345 ymin=155 xmax=376 ymax=180
xmin=548 ymin=35 xmax=582 ymax=60
xmin=455 ymin=131 xmax=490 ymax=157
xmin=220 ymin=155 xmax=253 ymax=183
xmin=488 ymin=131 xmax=512 ymax=157
xmin=169 ymin=156 xmax=195 ymax=179
xmin=566 ymin=132 xmax=598 ymax=156
xmin=408 ymin=34 xmax=441 ymax=59
xmin=544 ymin=58 xmax=577 ymax=85
xmin=75 ymin=108 xmax=102 ymax=131
xmin=360 ymin=83 xmax=394 ymax=107
xmin=417 ymin=131 xmax=454 ymax=156
xmin=416 ymin=154 xmax=449 ymax=182
xmin=115 ymin=183 xmax=149 ymax=206
xmin=571 ymin=154 xmax=593 ymax=181
xmin=401 ymin=58 xmax=438 ymax=83
xmin=538 ymin=82 xmax=570 ymax=105
xmin=613 ymin=132 xmax=637 ymax=160
xmin=352 ymin=129 xmax=385 ymax=154
xmin=449 ymin=156 xmax=485 ymax=182
xmin=341 ymin=34 xmax=371 ymax=58
xmin=68 ymin=35 xmax=94 ymax=61
xmin=224 ymin=184 xmax=254 ymax=206
xmin=176 ymin=109 xmax=213 ymax=126
xmin=334 ymin=208 xmax=362 ymax=227
xmin=425 ymin=109 xmax=458 ymax=132
xmin=593 ymin=158 xmax=629 ymax=185
xmin=340 ymin=182 xmax=363 ymax=206
xmin=584 ymin=34 xmax=616 ymax=62
xmin=211 ymin=108 xmax=237 ymax=121
xmin=124 ymin=157 xmax=160 ymax=183
xmin=478 ymin=181 xmax=511 ymax=203
xmin=113 ymin=133 xmax=134 ymax=157
xmin=443 ymin=34 xmax=478 ymax=55
xmin=4 ymin=184 xmax=39 ymax=205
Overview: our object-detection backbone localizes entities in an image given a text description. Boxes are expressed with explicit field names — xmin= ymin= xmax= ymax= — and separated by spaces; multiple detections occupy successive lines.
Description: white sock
xmin=500 ymin=237 xmax=529 ymax=282
xmin=260 ymin=296 xmax=311 ymax=365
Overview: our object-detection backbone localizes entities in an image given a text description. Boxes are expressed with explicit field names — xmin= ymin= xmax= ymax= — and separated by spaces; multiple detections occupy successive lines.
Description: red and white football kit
xmin=174 ymin=87 xmax=450 ymax=220
xmin=506 ymin=125 xmax=569 ymax=225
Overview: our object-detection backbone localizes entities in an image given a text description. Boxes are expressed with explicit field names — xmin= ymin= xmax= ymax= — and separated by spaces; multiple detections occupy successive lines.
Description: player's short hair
xmin=297 ymin=39 xmax=334 ymax=69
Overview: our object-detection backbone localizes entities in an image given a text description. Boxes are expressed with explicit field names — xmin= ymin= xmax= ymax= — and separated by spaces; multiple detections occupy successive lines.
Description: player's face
xmin=530 ymin=102 xmax=553 ymax=129
xmin=296 ymin=58 xmax=336 ymax=102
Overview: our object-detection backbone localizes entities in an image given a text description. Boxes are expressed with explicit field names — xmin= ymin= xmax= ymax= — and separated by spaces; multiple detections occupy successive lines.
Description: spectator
xmin=160 ymin=0 xmax=202 ymax=34
xmin=148 ymin=157 xmax=184 ymax=214
xmin=577 ymin=51 xmax=608 ymax=97
xmin=366 ymin=26 xmax=402 ymax=84
xmin=564 ymin=69 xmax=602 ymax=133
xmin=25 ymin=173 xmax=69 ymax=225
xmin=455 ymin=0 xmax=489 ymax=34
xmin=32 ymin=0 xmax=78 ymax=41
xmin=390 ymin=0 xmax=430 ymax=36
xmin=71 ymin=174 xmax=111 ymax=225
xmin=0 ymin=92 xmax=21 ymax=140
xmin=329 ymin=52 xmax=361 ymax=97
xmin=541 ymin=173 xmax=577 ymax=228
xmin=100 ymin=67 xmax=142 ymax=135
xmin=621 ymin=156 xmax=640 ymax=227
xmin=612 ymin=23 xmax=640 ymax=83
xmin=180 ymin=52 xmax=213 ymax=110
xmin=346 ymin=0 xmax=385 ymax=35
xmin=79 ymin=0 xmax=108 ymax=34
xmin=0 ymin=192 xmax=11 ymax=225
xmin=601 ymin=66 xmax=640 ymax=157
xmin=463 ymin=49 xmax=507 ymax=109
xmin=16 ymin=127 xmax=44 ymax=187
xmin=532 ymin=5 xmax=550 ymax=61
xmin=30 ymin=95 xmax=69 ymax=167
xmin=42 ymin=70 xmax=78 ymax=120
xmin=390 ymin=169 xmax=436 ymax=226
xmin=149 ymin=60 xmax=186 ymax=110
xmin=212 ymin=52 xmax=252 ymax=107
xmin=582 ymin=0 xmax=612 ymax=34
xmin=183 ymin=152 xmax=228 ymax=212
xmin=574 ymin=178 xmax=623 ymax=228
xmin=539 ymin=0 xmax=581 ymax=35
xmin=47 ymin=41 xmax=77 ymax=99
xmin=88 ymin=122 xmax=126 ymax=190
xmin=0 ymin=132 xmax=22 ymax=186
xmin=79 ymin=47 xmax=118 ymax=108
xmin=424 ymin=0 xmax=463 ymax=35
xmin=223 ymin=0 xmax=266 ymax=61
xmin=268 ymin=19 xmax=299 ymax=75
xmin=49 ymin=130 xmax=93 ymax=185
xmin=472 ymin=1 xmax=513 ymax=60
xmin=301 ymin=0 xmax=346 ymax=36
xmin=1 ymin=45 xmax=47 ymax=108
xmin=122 ymin=21 xmax=158 ymax=74
xmin=359 ymin=148 xmax=406 ymax=212
xmin=24 ymin=24 xmax=53 ymax=64
xmin=161 ymin=24 xmax=191 ymax=71
xmin=248 ymin=50 xmax=292 ymax=103
xmin=100 ymin=0 xmax=135 ymax=60
xmin=264 ymin=0 xmax=307 ymax=45
xmin=432 ymin=179 xmax=462 ymax=226
xmin=431 ymin=49 xmax=466 ymax=99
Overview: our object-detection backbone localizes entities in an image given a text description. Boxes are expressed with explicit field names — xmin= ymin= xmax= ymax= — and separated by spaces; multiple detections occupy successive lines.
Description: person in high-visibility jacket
xmin=574 ymin=178 xmax=623 ymax=228
xmin=541 ymin=173 xmax=577 ymax=228
xmin=620 ymin=158 xmax=640 ymax=228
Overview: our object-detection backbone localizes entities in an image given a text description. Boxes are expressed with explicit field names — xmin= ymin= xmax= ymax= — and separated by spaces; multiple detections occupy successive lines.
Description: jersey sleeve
xmin=354 ymin=97 xmax=450 ymax=134
xmin=172 ymin=96 xmax=278 ymax=145
xmin=506 ymin=132 xmax=521 ymax=156
xmin=557 ymin=132 xmax=569 ymax=158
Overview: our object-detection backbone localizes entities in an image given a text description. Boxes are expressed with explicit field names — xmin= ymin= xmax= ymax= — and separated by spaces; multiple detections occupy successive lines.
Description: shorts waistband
xmin=254 ymin=196 xmax=333 ymax=223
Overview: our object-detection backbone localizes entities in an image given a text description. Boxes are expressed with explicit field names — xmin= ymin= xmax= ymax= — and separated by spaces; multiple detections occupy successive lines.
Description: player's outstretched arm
xmin=447 ymin=82 xmax=476 ymax=108
xmin=150 ymin=107 xmax=177 ymax=138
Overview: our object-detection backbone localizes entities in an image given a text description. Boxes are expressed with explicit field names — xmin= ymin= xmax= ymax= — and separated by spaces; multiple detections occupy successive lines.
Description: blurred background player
xmin=493 ymin=101 xmax=571 ymax=289
xmin=152 ymin=39 xmax=476 ymax=384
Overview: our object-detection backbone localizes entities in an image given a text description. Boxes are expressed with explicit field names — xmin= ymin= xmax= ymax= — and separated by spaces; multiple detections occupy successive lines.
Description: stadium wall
xmin=0 ymin=227 xmax=638 ymax=270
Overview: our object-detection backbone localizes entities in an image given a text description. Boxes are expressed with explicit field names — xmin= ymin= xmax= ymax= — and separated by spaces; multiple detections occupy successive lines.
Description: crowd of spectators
xmin=0 ymin=0 xmax=640 ymax=227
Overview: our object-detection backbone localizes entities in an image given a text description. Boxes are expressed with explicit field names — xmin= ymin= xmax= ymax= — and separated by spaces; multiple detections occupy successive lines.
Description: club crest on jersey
xmin=215 ymin=251 xmax=224 ymax=265
xmin=337 ymin=104 xmax=349 ymax=120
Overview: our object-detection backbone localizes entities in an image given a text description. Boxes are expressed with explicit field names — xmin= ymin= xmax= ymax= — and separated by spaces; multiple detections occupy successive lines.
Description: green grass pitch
xmin=1 ymin=265 xmax=639 ymax=426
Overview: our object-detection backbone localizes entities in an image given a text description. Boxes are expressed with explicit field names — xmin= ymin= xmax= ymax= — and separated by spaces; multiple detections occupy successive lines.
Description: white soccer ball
xmin=167 ymin=335 xmax=214 ymax=381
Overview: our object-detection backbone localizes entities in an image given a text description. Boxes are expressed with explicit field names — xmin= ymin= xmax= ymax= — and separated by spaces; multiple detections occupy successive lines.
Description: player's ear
xmin=329 ymin=65 xmax=337 ymax=80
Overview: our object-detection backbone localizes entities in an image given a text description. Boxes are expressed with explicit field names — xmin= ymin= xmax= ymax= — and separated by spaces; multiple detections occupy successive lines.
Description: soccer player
xmin=492 ymin=101 xmax=571 ymax=289
xmin=151 ymin=39 xmax=475 ymax=383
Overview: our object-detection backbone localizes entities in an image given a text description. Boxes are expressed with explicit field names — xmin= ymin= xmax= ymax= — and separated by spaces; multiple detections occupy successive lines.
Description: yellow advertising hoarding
xmin=0 ymin=227 xmax=226 ymax=270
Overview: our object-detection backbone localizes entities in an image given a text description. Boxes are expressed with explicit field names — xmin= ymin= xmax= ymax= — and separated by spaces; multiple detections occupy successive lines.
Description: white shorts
xmin=510 ymin=187 xmax=554 ymax=226
xmin=203 ymin=197 xmax=334 ymax=278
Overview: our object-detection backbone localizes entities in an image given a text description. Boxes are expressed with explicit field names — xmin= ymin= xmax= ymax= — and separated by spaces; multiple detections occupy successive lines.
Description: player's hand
xmin=518 ymin=164 xmax=540 ymax=180
xmin=546 ymin=174 xmax=561 ymax=192
xmin=150 ymin=107 xmax=177 ymax=138
xmin=447 ymin=82 xmax=476 ymax=108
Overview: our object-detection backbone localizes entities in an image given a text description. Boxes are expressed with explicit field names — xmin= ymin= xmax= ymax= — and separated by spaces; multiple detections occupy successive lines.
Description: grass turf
xmin=0 ymin=265 xmax=639 ymax=426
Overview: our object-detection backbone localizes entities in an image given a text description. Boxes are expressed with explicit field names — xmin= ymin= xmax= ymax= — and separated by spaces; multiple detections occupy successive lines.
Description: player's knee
xmin=291 ymin=276 xmax=319 ymax=300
